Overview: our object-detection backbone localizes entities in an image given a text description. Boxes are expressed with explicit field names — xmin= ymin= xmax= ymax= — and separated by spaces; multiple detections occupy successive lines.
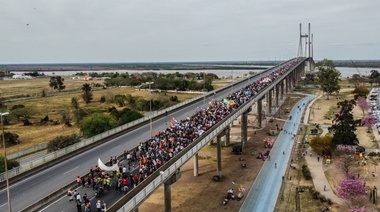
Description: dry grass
xmin=0 ymin=77 xmax=90 ymax=98
xmin=1 ymin=78 xmax=229 ymax=155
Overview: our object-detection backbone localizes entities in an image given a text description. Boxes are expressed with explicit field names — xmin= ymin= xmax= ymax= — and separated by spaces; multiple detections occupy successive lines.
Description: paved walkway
xmin=303 ymin=95 xmax=345 ymax=205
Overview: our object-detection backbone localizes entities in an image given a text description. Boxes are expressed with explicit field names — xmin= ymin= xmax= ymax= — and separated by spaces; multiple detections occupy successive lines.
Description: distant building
xmin=0 ymin=70 xmax=12 ymax=79
xmin=12 ymin=75 xmax=32 ymax=79
xmin=83 ymin=76 xmax=92 ymax=81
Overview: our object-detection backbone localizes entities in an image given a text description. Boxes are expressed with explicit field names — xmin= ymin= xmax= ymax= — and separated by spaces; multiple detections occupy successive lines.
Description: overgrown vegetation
xmin=47 ymin=135 xmax=80 ymax=152
xmin=302 ymin=165 xmax=312 ymax=180
xmin=0 ymin=156 xmax=19 ymax=172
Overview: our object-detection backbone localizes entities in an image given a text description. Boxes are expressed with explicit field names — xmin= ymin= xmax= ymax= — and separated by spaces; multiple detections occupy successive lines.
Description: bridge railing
xmin=0 ymin=91 xmax=208 ymax=182
xmin=109 ymin=58 xmax=306 ymax=212
xmin=0 ymin=62 xmax=266 ymax=183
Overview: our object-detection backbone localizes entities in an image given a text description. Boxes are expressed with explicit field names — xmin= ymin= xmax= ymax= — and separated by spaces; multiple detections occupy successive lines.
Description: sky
xmin=0 ymin=0 xmax=379 ymax=64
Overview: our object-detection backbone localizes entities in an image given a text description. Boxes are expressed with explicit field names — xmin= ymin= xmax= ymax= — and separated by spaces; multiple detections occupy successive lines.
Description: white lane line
xmin=0 ymin=202 xmax=7 ymax=208
xmin=63 ymin=166 xmax=80 ymax=175
xmin=38 ymin=194 xmax=66 ymax=212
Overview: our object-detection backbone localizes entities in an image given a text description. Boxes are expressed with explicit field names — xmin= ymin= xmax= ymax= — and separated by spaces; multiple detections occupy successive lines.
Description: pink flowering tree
xmin=336 ymin=145 xmax=356 ymax=154
xmin=357 ymin=96 xmax=370 ymax=116
xmin=349 ymin=206 xmax=366 ymax=212
xmin=337 ymin=178 xmax=366 ymax=199
xmin=336 ymin=154 xmax=358 ymax=177
xmin=361 ymin=114 xmax=378 ymax=131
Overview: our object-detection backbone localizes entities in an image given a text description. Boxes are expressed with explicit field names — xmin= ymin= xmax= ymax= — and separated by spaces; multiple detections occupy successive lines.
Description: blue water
xmin=9 ymin=67 xmax=378 ymax=79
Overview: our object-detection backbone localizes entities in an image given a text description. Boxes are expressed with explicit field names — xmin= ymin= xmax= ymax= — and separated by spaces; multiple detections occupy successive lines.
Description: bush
xmin=41 ymin=88 xmax=48 ymax=97
xmin=11 ymin=104 xmax=25 ymax=110
xmin=0 ymin=156 xmax=19 ymax=172
xmin=170 ymin=95 xmax=178 ymax=102
xmin=302 ymin=165 xmax=312 ymax=180
xmin=3 ymin=131 xmax=20 ymax=147
xmin=100 ymin=96 xmax=106 ymax=103
xmin=47 ymin=135 xmax=80 ymax=152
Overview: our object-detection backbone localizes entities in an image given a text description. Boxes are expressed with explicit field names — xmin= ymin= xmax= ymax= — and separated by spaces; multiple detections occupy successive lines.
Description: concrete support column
xmin=280 ymin=80 xmax=284 ymax=99
xmin=258 ymin=98 xmax=263 ymax=128
xmin=285 ymin=77 xmax=289 ymax=93
xmin=268 ymin=90 xmax=272 ymax=116
xmin=194 ymin=153 xmax=198 ymax=176
xmin=164 ymin=170 xmax=181 ymax=212
xmin=275 ymin=85 xmax=279 ymax=107
xmin=217 ymin=136 xmax=222 ymax=177
xmin=225 ymin=127 xmax=230 ymax=146
xmin=164 ymin=183 xmax=172 ymax=212
xmin=241 ymin=111 xmax=248 ymax=148
xmin=292 ymin=71 xmax=296 ymax=88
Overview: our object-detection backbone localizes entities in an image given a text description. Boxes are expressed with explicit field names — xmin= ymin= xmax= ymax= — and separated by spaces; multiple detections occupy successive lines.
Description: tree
xmin=119 ymin=109 xmax=143 ymax=125
xmin=114 ymin=94 xmax=127 ymax=107
xmin=315 ymin=59 xmax=335 ymax=68
xmin=352 ymin=86 xmax=369 ymax=100
xmin=73 ymin=108 xmax=88 ymax=125
xmin=80 ymin=113 xmax=117 ymax=137
xmin=71 ymin=97 xmax=79 ymax=109
xmin=336 ymin=178 xmax=366 ymax=199
xmin=337 ymin=154 xmax=358 ymax=178
xmin=369 ymin=70 xmax=380 ymax=80
xmin=361 ymin=114 xmax=377 ymax=131
xmin=10 ymin=106 xmax=35 ymax=124
xmin=1 ymin=131 xmax=20 ymax=147
xmin=61 ymin=110 xmax=72 ymax=127
xmin=47 ymin=135 xmax=80 ymax=152
xmin=329 ymin=99 xmax=358 ymax=147
xmin=316 ymin=66 xmax=341 ymax=99
xmin=49 ymin=76 xmax=66 ymax=92
xmin=82 ymin=83 xmax=93 ymax=104
xmin=356 ymin=96 xmax=370 ymax=116
xmin=0 ymin=156 xmax=19 ymax=172
xmin=309 ymin=136 xmax=333 ymax=155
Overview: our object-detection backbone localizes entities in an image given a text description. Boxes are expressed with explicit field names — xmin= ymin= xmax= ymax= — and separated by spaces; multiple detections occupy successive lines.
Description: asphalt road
xmin=0 ymin=69 xmax=267 ymax=211
xmin=240 ymin=94 xmax=314 ymax=212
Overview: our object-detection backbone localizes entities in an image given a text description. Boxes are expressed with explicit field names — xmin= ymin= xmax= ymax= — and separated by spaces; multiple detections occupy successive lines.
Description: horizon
xmin=1 ymin=59 xmax=380 ymax=66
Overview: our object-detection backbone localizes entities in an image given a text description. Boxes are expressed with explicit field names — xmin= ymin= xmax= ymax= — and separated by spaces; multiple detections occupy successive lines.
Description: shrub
xmin=3 ymin=131 xmax=20 ymax=147
xmin=41 ymin=88 xmax=48 ymax=97
xmin=0 ymin=156 xmax=19 ymax=172
xmin=100 ymin=96 xmax=106 ymax=103
xmin=47 ymin=135 xmax=80 ymax=152
xmin=11 ymin=104 xmax=25 ymax=110
xmin=170 ymin=95 xmax=178 ymax=101
xmin=302 ymin=165 xmax=312 ymax=180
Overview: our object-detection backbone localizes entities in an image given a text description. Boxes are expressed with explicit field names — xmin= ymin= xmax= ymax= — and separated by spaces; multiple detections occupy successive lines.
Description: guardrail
xmin=0 ymin=65 xmax=258 ymax=183
xmin=6 ymin=143 xmax=48 ymax=160
xmin=0 ymin=92 xmax=206 ymax=183
xmin=109 ymin=58 xmax=307 ymax=211
xmin=19 ymin=58 xmax=305 ymax=211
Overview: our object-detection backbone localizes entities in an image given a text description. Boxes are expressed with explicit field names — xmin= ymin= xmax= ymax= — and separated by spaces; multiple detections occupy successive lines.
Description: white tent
xmin=98 ymin=158 xmax=119 ymax=171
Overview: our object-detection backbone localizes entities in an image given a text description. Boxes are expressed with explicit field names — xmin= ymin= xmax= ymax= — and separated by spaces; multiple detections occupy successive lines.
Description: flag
xmin=223 ymin=98 xmax=230 ymax=104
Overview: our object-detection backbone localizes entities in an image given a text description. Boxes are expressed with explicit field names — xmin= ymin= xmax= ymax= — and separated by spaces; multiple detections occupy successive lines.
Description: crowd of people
xmin=69 ymin=59 xmax=301 ymax=211
xmin=126 ymin=60 xmax=300 ymax=184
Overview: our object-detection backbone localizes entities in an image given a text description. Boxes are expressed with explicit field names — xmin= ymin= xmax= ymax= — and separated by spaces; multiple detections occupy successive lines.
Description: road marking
xmin=0 ymin=203 xmax=7 ymax=208
xmin=63 ymin=166 xmax=80 ymax=175
xmin=38 ymin=194 xmax=66 ymax=212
